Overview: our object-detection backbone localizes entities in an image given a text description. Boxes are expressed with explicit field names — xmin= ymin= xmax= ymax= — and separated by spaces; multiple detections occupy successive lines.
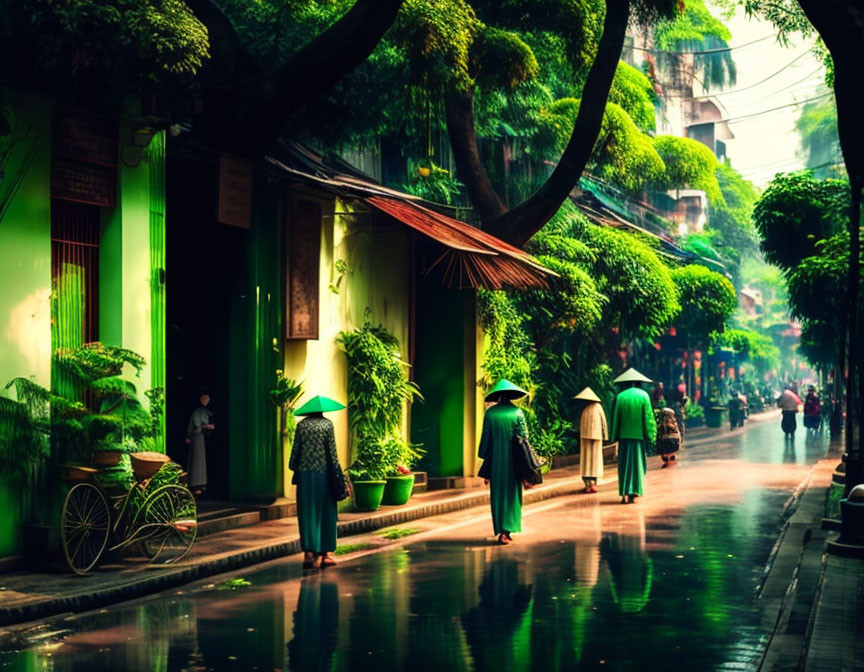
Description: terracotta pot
xmin=60 ymin=465 xmax=99 ymax=482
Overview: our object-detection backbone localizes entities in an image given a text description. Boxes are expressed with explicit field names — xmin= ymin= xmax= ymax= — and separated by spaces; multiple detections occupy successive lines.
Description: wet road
xmin=0 ymin=417 xmax=838 ymax=672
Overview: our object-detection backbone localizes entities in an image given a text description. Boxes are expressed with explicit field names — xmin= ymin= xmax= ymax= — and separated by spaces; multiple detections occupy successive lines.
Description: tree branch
xmin=488 ymin=0 xmax=631 ymax=247
xmin=248 ymin=0 xmax=405 ymax=152
xmin=444 ymin=88 xmax=508 ymax=221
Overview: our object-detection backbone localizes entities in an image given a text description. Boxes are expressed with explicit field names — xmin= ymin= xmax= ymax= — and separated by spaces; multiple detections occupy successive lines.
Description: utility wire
xmin=629 ymin=32 xmax=779 ymax=56
xmin=691 ymin=52 xmax=814 ymax=99
xmin=722 ymin=91 xmax=833 ymax=124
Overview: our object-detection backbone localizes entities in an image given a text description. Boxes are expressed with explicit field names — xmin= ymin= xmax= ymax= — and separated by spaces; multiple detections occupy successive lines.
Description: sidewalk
xmin=0 ymin=412 xmax=776 ymax=630
xmin=756 ymin=438 xmax=864 ymax=672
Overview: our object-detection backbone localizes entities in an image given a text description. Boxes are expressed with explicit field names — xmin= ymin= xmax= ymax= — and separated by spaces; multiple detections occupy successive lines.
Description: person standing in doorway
xmin=575 ymin=387 xmax=608 ymax=493
xmin=611 ymin=369 xmax=657 ymax=504
xmin=477 ymin=379 xmax=530 ymax=545
xmin=289 ymin=395 xmax=348 ymax=569
xmin=186 ymin=387 xmax=214 ymax=496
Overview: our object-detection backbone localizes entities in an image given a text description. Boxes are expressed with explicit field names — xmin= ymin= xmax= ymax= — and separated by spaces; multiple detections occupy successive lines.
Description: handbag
xmin=326 ymin=445 xmax=350 ymax=502
xmin=513 ymin=434 xmax=543 ymax=486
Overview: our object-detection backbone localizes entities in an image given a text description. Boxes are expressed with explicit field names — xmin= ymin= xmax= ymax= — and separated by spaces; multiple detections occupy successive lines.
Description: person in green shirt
xmin=478 ymin=379 xmax=531 ymax=545
xmin=611 ymin=368 xmax=657 ymax=504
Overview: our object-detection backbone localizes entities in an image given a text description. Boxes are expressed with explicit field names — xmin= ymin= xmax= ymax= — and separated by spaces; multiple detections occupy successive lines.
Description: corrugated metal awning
xmin=265 ymin=147 xmax=553 ymax=290
xmin=364 ymin=196 xmax=551 ymax=290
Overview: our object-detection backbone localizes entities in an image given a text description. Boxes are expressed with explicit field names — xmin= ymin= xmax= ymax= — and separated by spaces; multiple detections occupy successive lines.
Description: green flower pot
xmin=705 ymin=407 xmax=727 ymax=428
xmin=352 ymin=480 xmax=387 ymax=512
xmin=381 ymin=474 xmax=415 ymax=506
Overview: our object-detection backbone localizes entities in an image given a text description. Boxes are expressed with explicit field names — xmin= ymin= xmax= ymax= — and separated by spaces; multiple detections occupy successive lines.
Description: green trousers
xmin=617 ymin=439 xmax=647 ymax=497
xmin=296 ymin=471 xmax=338 ymax=553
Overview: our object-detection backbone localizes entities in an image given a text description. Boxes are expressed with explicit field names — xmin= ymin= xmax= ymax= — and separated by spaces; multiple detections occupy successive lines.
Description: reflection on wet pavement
xmin=0 ymin=419 xmax=837 ymax=672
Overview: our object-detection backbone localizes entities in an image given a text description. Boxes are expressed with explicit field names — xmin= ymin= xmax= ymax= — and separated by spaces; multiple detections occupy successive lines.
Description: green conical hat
xmin=612 ymin=368 xmax=653 ymax=385
xmin=485 ymin=379 xmax=528 ymax=401
xmin=574 ymin=387 xmax=601 ymax=402
xmin=294 ymin=395 xmax=346 ymax=416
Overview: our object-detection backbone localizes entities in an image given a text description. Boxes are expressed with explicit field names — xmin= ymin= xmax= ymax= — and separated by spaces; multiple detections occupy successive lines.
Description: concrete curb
xmin=0 ymin=418 xmax=765 ymax=630
xmin=0 ymin=469 xmax=594 ymax=629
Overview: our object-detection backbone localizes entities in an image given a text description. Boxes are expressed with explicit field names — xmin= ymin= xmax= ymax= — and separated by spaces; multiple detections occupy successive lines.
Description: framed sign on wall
xmin=286 ymin=199 xmax=321 ymax=340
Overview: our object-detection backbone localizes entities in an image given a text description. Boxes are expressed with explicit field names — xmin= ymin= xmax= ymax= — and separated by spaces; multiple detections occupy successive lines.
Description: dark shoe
xmin=498 ymin=533 xmax=511 ymax=545
xmin=621 ymin=497 xmax=627 ymax=504
xmin=302 ymin=552 xmax=315 ymax=569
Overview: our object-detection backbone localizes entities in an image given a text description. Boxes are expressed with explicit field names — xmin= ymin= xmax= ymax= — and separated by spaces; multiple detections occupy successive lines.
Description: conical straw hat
xmin=612 ymin=368 xmax=653 ymax=384
xmin=294 ymin=395 xmax=347 ymax=416
xmin=485 ymin=379 xmax=528 ymax=401
xmin=574 ymin=387 xmax=601 ymax=402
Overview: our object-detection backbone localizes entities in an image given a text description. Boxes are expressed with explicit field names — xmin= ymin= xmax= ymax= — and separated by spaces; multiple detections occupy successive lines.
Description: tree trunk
xmin=796 ymin=0 xmax=863 ymax=493
xmin=444 ymin=88 xmax=508 ymax=221
xmin=186 ymin=0 xmax=404 ymax=155
xmin=487 ymin=0 xmax=632 ymax=247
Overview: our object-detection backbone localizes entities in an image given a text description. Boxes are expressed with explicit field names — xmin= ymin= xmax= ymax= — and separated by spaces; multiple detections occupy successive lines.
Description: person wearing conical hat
xmin=611 ymin=368 xmax=657 ymax=504
xmin=289 ymin=395 xmax=348 ymax=569
xmin=477 ymin=379 xmax=530 ymax=545
xmin=575 ymin=387 xmax=608 ymax=494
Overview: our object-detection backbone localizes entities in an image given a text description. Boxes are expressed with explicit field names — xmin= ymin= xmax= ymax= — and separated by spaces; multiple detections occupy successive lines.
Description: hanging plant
xmin=337 ymin=316 xmax=423 ymax=481
xmin=269 ymin=374 xmax=304 ymax=450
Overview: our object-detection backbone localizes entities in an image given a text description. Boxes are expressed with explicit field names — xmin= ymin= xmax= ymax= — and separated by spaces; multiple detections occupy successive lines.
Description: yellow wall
xmin=282 ymin=198 xmax=411 ymax=499
xmin=99 ymin=127 xmax=154 ymax=400
xmin=0 ymin=89 xmax=53 ymax=556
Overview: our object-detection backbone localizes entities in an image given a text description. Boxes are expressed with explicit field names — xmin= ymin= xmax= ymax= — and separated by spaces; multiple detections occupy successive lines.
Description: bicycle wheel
xmin=141 ymin=485 xmax=198 ymax=564
xmin=61 ymin=482 xmax=111 ymax=574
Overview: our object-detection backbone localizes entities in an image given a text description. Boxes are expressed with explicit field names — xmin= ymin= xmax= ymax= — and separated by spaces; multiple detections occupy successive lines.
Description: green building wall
xmin=0 ymin=90 xmax=53 ymax=556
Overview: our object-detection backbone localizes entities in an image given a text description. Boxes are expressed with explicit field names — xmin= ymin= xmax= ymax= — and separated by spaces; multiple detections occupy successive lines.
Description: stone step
xmin=196 ymin=507 xmax=261 ymax=537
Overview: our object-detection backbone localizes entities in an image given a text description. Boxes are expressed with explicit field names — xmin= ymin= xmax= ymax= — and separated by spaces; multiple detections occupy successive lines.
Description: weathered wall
xmin=283 ymin=199 xmax=411 ymax=499
xmin=0 ymin=90 xmax=53 ymax=556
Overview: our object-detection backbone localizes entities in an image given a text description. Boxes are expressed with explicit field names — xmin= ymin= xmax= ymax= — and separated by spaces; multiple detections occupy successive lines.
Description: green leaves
xmin=338 ymin=320 xmax=423 ymax=480
xmin=653 ymin=135 xmax=723 ymax=205
xmin=753 ymin=171 xmax=849 ymax=271
xmin=671 ymin=264 xmax=737 ymax=347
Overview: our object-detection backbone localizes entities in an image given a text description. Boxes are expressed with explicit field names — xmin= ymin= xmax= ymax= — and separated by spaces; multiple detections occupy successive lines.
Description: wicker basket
xmin=130 ymin=452 xmax=170 ymax=480
xmin=91 ymin=450 xmax=124 ymax=468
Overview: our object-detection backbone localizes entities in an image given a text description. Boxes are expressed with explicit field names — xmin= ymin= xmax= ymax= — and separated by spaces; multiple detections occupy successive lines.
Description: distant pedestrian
xmin=289 ymin=395 xmax=349 ymax=569
xmin=656 ymin=408 xmax=681 ymax=467
xmin=727 ymin=391 xmax=746 ymax=430
xmin=575 ymin=387 xmax=608 ymax=493
xmin=185 ymin=387 xmax=214 ymax=496
xmin=478 ymin=379 xmax=531 ymax=545
xmin=803 ymin=386 xmax=821 ymax=433
xmin=779 ymin=386 xmax=802 ymax=438
xmin=611 ymin=369 xmax=657 ymax=504
xmin=652 ymin=382 xmax=666 ymax=409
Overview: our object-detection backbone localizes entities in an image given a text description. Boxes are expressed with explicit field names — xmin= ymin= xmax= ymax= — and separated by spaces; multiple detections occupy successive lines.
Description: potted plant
xmin=530 ymin=417 xmax=571 ymax=474
xmin=685 ymin=403 xmax=705 ymax=428
xmin=338 ymin=319 xmax=422 ymax=512
xmin=381 ymin=440 xmax=425 ymax=506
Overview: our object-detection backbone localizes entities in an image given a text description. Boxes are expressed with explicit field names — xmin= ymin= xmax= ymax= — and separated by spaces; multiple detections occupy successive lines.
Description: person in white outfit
xmin=575 ymin=387 xmax=608 ymax=493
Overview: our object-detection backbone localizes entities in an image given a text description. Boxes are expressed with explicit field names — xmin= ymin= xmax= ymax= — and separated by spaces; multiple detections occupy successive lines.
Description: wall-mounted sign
xmin=54 ymin=116 xmax=117 ymax=166
xmin=218 ymin=156 xmax=253 ymax=229
xmin=286 ymin=199 xmax=321 ymax=340
xmin=51 ymin=157 xmax=115 ymax=207
xmin=51 ymin=115 xmax=117 ymax=207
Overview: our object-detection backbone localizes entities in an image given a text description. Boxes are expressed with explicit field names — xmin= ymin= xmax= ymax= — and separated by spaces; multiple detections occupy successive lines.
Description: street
xmin=0 ymin=416 xmax=839 ymax=672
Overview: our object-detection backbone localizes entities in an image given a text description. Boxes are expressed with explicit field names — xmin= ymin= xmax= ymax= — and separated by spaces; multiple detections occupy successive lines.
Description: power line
xmin=688 ymin=52 xmax=814 ymax=99
xmin=629 ymin=32 xmax=779 ymax=56
xmin=722 ymin=91 xmax=833 ymax=124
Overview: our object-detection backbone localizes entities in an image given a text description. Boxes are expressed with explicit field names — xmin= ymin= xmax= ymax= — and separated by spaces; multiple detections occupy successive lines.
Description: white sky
xmin=698 ymin=8 xmax=829 ymax=187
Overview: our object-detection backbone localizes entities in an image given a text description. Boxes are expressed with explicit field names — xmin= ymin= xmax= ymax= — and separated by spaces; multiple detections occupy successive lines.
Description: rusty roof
xmin=265 ymin=145 xmax=553 ymax=290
